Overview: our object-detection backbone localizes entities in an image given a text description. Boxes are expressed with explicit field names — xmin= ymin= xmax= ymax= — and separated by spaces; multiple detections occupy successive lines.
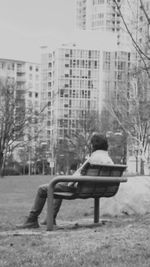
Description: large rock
xmin=101 ymin=176 xmax=150 ymax=216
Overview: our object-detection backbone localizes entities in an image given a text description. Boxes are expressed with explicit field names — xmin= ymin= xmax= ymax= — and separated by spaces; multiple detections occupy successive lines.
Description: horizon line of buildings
xmin=0 ymin=37 xmax=131 ymax=164
xmin=0 ymin=0 xmax=149 ymax=168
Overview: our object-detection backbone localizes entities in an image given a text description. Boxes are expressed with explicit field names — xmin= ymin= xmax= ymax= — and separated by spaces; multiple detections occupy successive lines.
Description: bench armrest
xmin=49 ymin=175 xmax=127 ymax=185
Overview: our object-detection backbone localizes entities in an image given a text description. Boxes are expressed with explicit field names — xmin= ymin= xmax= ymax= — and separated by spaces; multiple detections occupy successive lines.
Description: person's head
xmin=90 ymin=132 xmax=108 ymax=152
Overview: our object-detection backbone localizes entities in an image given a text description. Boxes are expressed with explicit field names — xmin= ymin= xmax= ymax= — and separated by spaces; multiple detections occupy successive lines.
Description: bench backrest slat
xmin=77 ymin=164 xmax=126 ymax=198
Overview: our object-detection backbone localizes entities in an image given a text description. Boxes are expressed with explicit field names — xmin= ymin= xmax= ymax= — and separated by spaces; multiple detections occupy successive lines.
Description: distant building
xmin=76 ymin=0 xmax=132 ymax=48
xmin=0 ymin=59 xmax=41 ymax=117
xmin=75 ymin=0 xmax=150 ymax=174
xmin=0 ymin=58 xmax=41 ymax=161
xmin=76 ymin=0 xmax=120 ymax=32
xmin=76 ymin=0 xmax=150 ymax=50
xmin=40 ymin=41 xmax=130 ymax=159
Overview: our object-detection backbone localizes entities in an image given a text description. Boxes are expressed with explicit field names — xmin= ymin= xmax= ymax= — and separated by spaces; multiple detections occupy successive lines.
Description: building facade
xmin=76 ymin=0 xmax=150 ymax=50
xmin=76 ymin=0 xmax=132 ymax=47
xmin=40 ymin=44 xmax=130 ymax=162
xmin=0 ymin=59 xmax=41 ymax=116
xmin=41 ymin=44 xmax=102 ymax=158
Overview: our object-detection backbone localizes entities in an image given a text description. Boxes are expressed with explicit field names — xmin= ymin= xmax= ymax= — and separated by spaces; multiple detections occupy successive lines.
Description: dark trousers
xmin=30 ymin=182 xmax=71 ymax=220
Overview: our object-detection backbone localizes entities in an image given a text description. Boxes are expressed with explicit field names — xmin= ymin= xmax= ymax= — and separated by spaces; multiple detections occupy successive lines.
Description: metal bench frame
xmin=47 ymin=164 xmax=127 ymax=231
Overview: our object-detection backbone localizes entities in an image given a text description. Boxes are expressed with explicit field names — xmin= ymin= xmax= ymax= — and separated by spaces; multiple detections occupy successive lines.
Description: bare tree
xmin=54 ymin=110 xmax=101 ymax=174
xmin=104 ymin=76 xmax=150 ymax=174
xmin=0 ymin=78 xmax=42 ymax=176
xmin=106 ymin=0 xmax=150 ymax=173
xmin=113 ymin=0 xmax=150 ymax=60
xmin=0 ymin=78 xmax=25 ymax=175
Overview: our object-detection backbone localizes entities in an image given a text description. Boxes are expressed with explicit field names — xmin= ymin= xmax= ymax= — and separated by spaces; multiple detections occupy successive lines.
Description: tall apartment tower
xmin=76 ymin=0 xmax=148 ymax=49
xmin=136 ymin=0 xmax=150 ymax=101
xmin=76 ymin=0 xmax=131 ymax=47
xmin=135 ymin=0 xmax=150 ymax=53
xmin=41 ymin=43 xmax=130 ymax=156
xmin=76 ymin=0 xmax=120 ymax=31
xmin=41 ymin=44 xmax=101 ymax=152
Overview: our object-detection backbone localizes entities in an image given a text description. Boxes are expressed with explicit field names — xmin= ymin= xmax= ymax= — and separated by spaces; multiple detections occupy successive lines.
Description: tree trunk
xmin=0 ymin=152 xmax=4 ymax=177
xmin=140 ymin=159 xmax=145 ymax=175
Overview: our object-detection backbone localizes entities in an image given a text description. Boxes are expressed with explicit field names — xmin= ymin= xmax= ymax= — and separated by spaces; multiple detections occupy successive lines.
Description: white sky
xmin=0 ymin=0 xmax=75 ymax=62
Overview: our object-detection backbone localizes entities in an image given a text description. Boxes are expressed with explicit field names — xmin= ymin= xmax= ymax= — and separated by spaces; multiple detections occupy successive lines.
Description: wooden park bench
xmin=47 ymin=164 xmax=127 ymax=230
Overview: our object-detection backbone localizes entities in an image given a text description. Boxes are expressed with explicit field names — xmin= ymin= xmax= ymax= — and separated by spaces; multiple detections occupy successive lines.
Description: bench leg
xmin=47 ymin=184 xmax=54 ymax=231
xmin=94 ymin=198 xmax=100 ymax=223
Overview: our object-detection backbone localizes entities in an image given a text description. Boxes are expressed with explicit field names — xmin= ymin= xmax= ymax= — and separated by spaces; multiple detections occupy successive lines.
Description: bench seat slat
xmin=54 ymin=182 xmax=120 ymax=199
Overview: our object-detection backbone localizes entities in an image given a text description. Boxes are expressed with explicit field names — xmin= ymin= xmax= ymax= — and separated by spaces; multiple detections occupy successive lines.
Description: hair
xmin=90 ymin=132 xmax=108 ymax=152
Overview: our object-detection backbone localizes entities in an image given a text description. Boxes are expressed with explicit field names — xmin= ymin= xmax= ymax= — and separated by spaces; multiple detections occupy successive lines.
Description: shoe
xmin=16 ymin=217 xmax=39 ymax=229
xmin=40 ymin=218 xmax=47 ymax=225
xmin=40 ymin=218 xmax=56 ymax=225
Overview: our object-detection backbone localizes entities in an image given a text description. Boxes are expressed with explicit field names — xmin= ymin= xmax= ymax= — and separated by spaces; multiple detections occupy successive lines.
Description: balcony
xmin=17 ymin=66 xmax=25 ymax=73
xmin=16 ymin=76 xmax=26 ymax=82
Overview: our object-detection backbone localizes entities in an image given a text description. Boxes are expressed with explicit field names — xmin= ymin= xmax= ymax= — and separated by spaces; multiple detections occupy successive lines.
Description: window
xmin=88 ymin=70 xmax=91 ymax=78
xmin=103 ymin=61 xmax=110 ymax=70
xmin=93 ymin=0 xmax=104 ymax=4
xmin=60 ymin=89 xmax=64 ymax=97
xmin=94 ymin=61 xmax=98 ymax=68
xmin=98 ymin=13 xmax=104 ymax=19
xmin=0 ymin=63 xmax=4 ymax=69
xmin=72 ymin=90 xmax=76 ymax=97
xmin=29 ymin=66 xmax=32 ymax=71
xmin=105 ymin=52 xmax=111 ymax=60
xmin=59 ymin=119 xmax=63 ymax=127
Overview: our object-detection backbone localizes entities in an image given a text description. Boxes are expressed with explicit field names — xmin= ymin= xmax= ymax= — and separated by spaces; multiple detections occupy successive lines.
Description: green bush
xmin=2 ymin=167 xmax=21 ymax=176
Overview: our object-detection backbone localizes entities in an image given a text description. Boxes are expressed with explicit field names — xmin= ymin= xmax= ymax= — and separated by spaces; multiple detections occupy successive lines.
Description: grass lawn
xmin=0 ymin=175 xmax=150 ymax=266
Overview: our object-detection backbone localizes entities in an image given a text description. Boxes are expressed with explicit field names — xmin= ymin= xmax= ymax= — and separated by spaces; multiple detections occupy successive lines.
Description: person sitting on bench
xmin=17 ymin=133 xmax=114 ymax=229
